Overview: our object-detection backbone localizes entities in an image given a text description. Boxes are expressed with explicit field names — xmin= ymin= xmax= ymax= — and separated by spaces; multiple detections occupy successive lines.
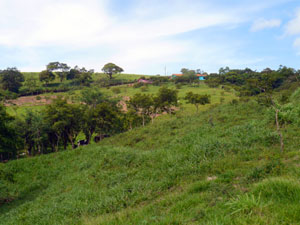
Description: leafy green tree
xmin=94 ymin=102 xmax=121 ymax=136
xmin=39 ymin=70 xmax=55 ymax=86
xmin=46 ymin=62 xmax=70 ymax=82
xmin=102 ymin=63 xmax=124 ymax=79
xmin=81 ymin=88 xmax=106 ymax=108
xmin=67 ymin=66 xmax=80 ymax=80
xmin=185 ymin=92 xmax=210 ymax=112
xmin=122 ymin=109 xmax=142 ymax=130
xmin=205 ymin=77 xmax=222 ymax=88
xmin=74 ymin=67 xmax=93 ymax=86
xmin=175 ymin=68 xmax=198 ymax=84
xmin=127 ymin=93 xmax=153 ymax=126
xmin=219 ymin=66 xmax=230 ymax=75
xmin=44 ymin=98 xmax=83 ymax=150
xmin=23 ymin=76 xmax=39 ymax=95
xmin=0 ymin=67 xmax=24 ymax=93
xmin=155 ymin=86 xmax=178 ymax=114
xmin=0 ymin=105 xmax=20 ymax=161
xmin=83 ymin=102 xmax=122 ymax=143
xmin=17 ymin=111 xmax=48 ymax=156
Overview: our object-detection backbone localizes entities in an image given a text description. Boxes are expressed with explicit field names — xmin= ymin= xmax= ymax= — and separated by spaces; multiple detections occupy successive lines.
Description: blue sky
xmin=0 ymin=0 xmax=300 ymax=74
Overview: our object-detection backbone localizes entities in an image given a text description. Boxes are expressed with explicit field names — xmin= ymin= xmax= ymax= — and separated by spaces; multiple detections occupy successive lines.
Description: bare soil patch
xmin=118 ymin=96 xmax=130 ymax=112
xmin=5 ymin=95 xmax=59 ymax=107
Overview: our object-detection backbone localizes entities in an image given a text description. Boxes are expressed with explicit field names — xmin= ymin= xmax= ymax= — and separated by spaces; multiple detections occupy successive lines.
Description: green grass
xmin=6 ymin=82 xmax=236 ymax=117
xmin=1 ymin=85 xmax=300 ymax=224
xmin=2 ymin=96 xmax=300 ymax=224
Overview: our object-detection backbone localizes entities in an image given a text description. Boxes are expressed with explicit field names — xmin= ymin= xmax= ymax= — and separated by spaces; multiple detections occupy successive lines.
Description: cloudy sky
xmin=0 ymin=0 xmax=300 ymax=74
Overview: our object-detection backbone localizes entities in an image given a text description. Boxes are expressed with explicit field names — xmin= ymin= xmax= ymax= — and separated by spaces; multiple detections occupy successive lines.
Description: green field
xmin=1 ymin=80 xmax=300 ymax=224
xmin=6 ymin=82 xmax=236 ymax=117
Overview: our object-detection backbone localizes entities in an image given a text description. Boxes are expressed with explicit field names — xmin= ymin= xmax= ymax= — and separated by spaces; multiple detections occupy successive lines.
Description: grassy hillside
xmin=1 ymin=95 xmax=300 ymax=224
xmin=6 ymin=83 xmax=236 ymax=117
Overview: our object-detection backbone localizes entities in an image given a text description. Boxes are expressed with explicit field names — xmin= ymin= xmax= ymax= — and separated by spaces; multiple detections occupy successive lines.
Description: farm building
xmin=171 ymin=73 xmax=207 ymax=80
xmin=137 ymin=79 xmax=153 ymax=84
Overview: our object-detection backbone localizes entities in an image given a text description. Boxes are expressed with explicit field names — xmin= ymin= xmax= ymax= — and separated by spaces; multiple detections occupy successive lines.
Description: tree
xmin=185 ymin=92 xmax=210 ymax=112
xmin=16 ymin=110 xmax=48 ymax=156
xmin=46 ymin=62 xmax=70 ymax=82
xmin=67 ymin=66 xmax=81 ymax=80
xmin=178 ymin=68 xmax=198 ymax=83
xmin=127 ymin=93 xmax=153 ymax=126
xmin=0 ymin=105 xmax=20 ymax=161
xmin=23 ymin=76 xmax=39 ymax=95
xmin=122 ymin=109 xmax=142 ymax=130
xmin=44 ymin=98 xmax=83 ymax=150
xmin=218 ymin=66 xmax=230 ymax=75
xmin=155 ymin=86 xmax=178 ymax=114
xmin=80 ymin=88 xmax=106 ymax=108
xmin=73 ymin=67 xmax=93 ymax=86
xmin=39 ymin=70 xmax=55 ymax=86
xmin=0 ymin=67 xmax=24 ymax=93
xmin=94 ymin=103 xmax=121 ymax=136
xmin=102 ymin=63 xmax=124 ymax=79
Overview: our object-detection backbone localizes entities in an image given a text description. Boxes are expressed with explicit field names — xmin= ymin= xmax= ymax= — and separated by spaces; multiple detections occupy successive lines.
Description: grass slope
xmin=1 ymin=100 xmax=300 ymax=224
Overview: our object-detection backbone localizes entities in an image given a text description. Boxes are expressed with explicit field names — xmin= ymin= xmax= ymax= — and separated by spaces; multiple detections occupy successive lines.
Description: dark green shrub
xmin=133 ymin=83 xmax=143 ymax=88
xmin=176 ymin=84 xmax=182 ymax=89
xmin=231 ymin=99 xmax=238 ymax=105
xmin=112 ymin=87 xmax=121 ymax=94
xmin=140 ymin=86 xmax=148 ymax=92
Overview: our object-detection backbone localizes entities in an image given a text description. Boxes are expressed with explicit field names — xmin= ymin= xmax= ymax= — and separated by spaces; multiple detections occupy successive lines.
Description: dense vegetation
xmin=1 ymin=64 xmax=300 ymax=224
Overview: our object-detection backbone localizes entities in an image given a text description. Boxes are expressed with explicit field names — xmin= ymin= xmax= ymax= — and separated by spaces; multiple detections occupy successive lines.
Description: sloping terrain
xmin=1 ymin=100 xmax=300 ymax=224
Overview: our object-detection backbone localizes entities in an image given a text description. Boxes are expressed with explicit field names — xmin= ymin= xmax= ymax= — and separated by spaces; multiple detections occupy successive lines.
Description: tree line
xmin=0 ymin=87 xmax=178 ymax=161
xmin=0 ymin=62 xmax=124 ymax=100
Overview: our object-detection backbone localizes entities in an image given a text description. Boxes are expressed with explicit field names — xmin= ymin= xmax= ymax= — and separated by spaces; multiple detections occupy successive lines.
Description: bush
xmin=140 ymin=86 xmax=148 ymax=92
xmin=36 ymin=96 xmax=42 ymax=100
xmin=176 ymin=84 xmax=182 ymax=89
xmin=112 ymin=87 xmax=121 ymax=94
xmin=133 ymin=83 xmax=143 ymax=88
xmin=231 ymin=99 xmax=238 ymax=105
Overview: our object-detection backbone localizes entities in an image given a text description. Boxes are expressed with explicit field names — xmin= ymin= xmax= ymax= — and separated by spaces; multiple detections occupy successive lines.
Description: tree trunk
xmin=55 ymin=134 xmax=60 ymax=152
xmin=275 ymin=109 xmax=284 ymax=152
xmin=142 ymin=115 xmax=145 ymax=126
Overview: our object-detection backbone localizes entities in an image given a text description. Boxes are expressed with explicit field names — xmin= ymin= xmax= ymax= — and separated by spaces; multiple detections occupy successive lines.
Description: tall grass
xmin=1 ymin=96 xmax=300 ymax=224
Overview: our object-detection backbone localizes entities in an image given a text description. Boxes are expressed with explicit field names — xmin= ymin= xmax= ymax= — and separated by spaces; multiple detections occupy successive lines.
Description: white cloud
xmin=285 ymin=8 xmax=300 ymax=55
xmin=250 ymin=18 xmax=281 ymax=32
xmin=293 ymin=38 xmax=300 ymax=55
xmin=286 ymin=9 xmax=300 ymax=35
xmin=0 ymin=0 xmax=110 ymax=47
xmin=294 ymin=38 xmax=300 ymax=47
xmin=0 ymin=0 xmax=291 ymax=73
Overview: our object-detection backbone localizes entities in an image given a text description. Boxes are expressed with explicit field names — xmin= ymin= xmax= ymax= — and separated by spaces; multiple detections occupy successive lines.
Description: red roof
xmin=137 ymin=79 xmax=153 ymax=84
xmin=172 ymin=74 xmax=184 ymax=77
xmin=197 ymin=74 xmax=207 ymax=77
